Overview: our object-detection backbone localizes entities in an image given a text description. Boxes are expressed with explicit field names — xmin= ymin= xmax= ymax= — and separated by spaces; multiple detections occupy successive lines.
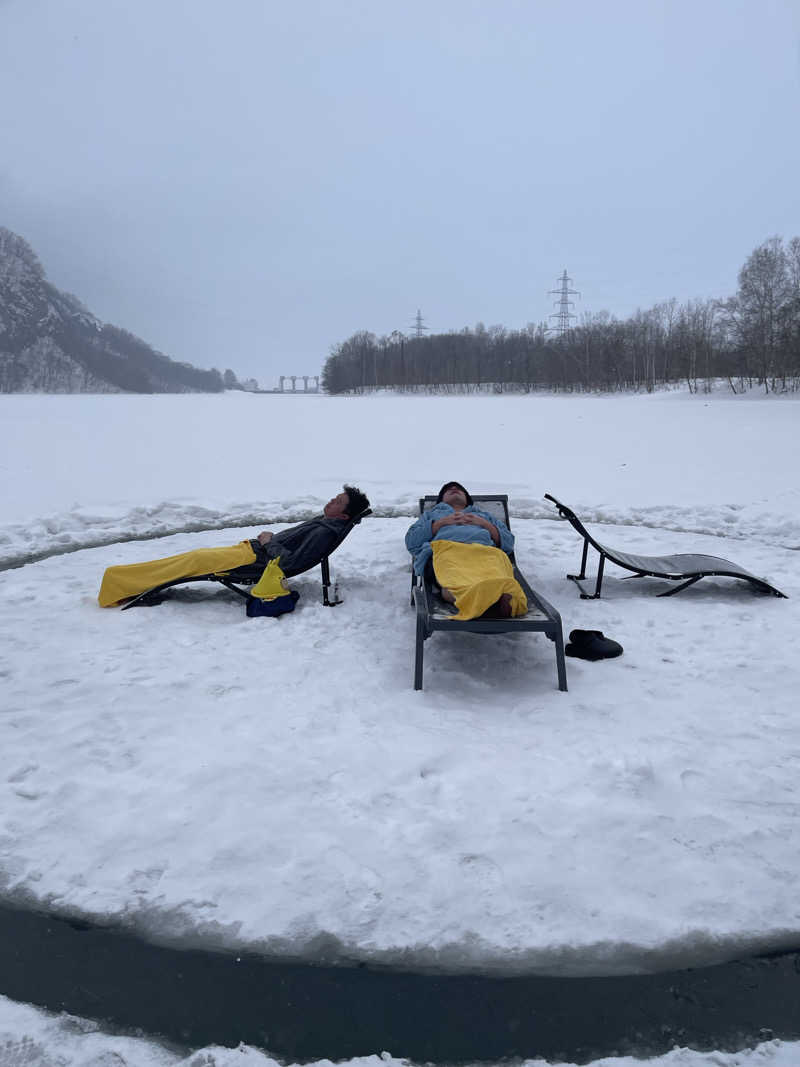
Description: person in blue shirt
xmin=405 ymin=481 xmax=525 ymax=619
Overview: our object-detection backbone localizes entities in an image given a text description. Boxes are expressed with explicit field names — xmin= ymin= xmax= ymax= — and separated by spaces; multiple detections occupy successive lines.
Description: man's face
xmin=324 ymin=491 xmax=351 ymax=519
xmin=442 ymin=484 xmax=467 ymax=508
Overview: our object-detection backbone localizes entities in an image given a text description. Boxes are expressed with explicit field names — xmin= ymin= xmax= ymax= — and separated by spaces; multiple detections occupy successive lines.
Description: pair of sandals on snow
xmin=565 ymin=629 xmax=623 ymax=661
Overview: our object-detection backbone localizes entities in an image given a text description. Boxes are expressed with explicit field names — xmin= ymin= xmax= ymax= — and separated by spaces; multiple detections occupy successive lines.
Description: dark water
xmin=2 ymin=903 xmax=800 ymax=1063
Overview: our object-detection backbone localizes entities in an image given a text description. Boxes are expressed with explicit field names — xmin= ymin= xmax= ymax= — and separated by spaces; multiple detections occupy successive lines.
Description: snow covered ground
xmin=1 ymin=388 xmax=799 ymax=1061
xmin=1 ymin=389 xmax=798 ymax=570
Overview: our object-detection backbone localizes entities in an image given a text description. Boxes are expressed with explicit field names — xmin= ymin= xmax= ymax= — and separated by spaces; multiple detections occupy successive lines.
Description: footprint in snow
xmin=7 ymin=763 xmax=38 ymax=784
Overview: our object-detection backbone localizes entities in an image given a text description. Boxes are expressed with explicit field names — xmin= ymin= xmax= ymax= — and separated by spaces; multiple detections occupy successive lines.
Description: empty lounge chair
xmin=545 ymin=493 xmax=787 ymax=600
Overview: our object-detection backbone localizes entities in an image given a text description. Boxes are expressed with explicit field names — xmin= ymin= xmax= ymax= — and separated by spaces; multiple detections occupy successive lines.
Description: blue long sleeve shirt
xmin=405 ymin=502 xmax=515 ymax=575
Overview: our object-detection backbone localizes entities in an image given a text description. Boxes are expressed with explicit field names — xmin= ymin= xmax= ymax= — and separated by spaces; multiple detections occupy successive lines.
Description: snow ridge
xmin=1 ymin=499 xmax=797 ymax=573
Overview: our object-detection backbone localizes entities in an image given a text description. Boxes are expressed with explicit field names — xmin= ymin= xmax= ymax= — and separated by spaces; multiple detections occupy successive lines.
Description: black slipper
xmin=565 ymin=629 xmax=623 ymax=660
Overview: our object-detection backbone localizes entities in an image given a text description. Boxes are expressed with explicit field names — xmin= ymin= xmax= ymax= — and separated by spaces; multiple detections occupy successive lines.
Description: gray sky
xmin=1 ymin=0 xmax=798 ymax=386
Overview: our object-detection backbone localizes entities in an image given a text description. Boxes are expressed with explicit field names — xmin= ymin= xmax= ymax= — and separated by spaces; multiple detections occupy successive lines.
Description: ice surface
xmin=2 ymin=994 xmax=800 ymax=1066
xmin=0 ymin=388 xmax=798 ymax=982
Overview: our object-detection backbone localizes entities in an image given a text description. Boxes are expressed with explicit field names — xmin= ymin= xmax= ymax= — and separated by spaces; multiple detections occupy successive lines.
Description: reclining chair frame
xmin=410 ymin=495 xmax=567 ymax=692
xmin=120 ymin=508 xmax=372 ymax=610
xmin=545 ymin=493 xmax=786 ymax=600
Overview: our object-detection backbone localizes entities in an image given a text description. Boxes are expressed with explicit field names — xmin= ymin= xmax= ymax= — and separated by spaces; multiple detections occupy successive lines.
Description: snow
xmin=2 ymin=994 xmax=800 ymax=1067
xmin=1 ymin=390 xmax=797 ymax=570
xmin=1 ymin=387 xmax=799 ymax=1059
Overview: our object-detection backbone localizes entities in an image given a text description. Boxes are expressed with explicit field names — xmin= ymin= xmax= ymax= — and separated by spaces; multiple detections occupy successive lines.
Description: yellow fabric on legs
xmin=431 ymin=540 xmax=527 ymax=620
xmin=98 ymin=540 xmax=257 ymax=607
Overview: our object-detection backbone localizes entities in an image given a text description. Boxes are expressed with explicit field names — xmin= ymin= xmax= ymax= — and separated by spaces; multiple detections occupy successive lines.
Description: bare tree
xmin=725 ymin=236 xmax=793 ymax=391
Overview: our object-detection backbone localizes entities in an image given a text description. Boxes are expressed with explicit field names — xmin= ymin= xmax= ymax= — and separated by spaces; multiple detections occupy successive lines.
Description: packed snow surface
xmin=1 ymin=390 xmax=799 ymax=978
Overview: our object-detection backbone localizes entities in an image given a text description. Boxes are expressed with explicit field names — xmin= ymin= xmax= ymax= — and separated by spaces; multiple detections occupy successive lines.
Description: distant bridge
xmin=277 ymin=375 xmax=320 ymax=393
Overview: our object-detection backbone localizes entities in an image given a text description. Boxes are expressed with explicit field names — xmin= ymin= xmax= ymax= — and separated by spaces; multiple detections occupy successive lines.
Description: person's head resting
xmin=436 ymin=481 xmax=473 ymax=509
xmin=324 ymin=485 xmax=370 ymax=521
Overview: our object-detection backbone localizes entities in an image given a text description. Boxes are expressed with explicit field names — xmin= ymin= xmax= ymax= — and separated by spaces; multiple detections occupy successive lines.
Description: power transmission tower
xmin=549 ymin=271 xmax=580 ymax=336
xmin=409 ymin=308 xmax=429 ymax=339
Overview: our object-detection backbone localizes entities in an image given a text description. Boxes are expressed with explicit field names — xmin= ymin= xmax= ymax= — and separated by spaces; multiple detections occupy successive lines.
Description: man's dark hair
xmin=436 ymin=481 xmax=474 ymax=506
xmin=343 ymin=485 xmax=370 ymax=519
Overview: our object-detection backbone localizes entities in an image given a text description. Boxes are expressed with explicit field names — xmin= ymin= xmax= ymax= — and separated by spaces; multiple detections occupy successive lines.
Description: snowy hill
xmin=0 ymin=227 xmax=224 ymax=393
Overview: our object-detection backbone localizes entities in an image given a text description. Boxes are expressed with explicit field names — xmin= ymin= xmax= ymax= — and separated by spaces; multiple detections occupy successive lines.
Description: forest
xmin=322 ymin=236 xmax=800 ymax=396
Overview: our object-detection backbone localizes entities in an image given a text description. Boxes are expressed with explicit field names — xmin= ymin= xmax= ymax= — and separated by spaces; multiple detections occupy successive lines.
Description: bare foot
xmin=483 ymin=593 xmax=513 ymax=618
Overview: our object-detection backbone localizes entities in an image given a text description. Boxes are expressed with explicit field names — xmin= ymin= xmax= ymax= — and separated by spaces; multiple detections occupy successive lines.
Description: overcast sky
xmin=1 ymin=0 xmax=798 ymax=386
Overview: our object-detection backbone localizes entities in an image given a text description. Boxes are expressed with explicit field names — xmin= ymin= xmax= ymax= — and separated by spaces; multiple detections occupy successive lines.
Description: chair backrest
xmin=321 ymin=505 xmax=372 ymax=555
xmin=334 ymin=504 xmax=371 ymax=538
xmin=544 ymin=493 xmax=606 ymax=554
xmin=419 ymin=495 xmax=510 ymax=527
xmin=287 ymin=506 xmax=372 ymax=578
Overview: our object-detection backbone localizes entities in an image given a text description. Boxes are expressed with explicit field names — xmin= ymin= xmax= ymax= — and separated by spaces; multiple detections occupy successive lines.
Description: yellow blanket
xmin=98 ymin=540 xmax=257 ymax=607
xmin=431 ymin=541 xmax=527 ymax=620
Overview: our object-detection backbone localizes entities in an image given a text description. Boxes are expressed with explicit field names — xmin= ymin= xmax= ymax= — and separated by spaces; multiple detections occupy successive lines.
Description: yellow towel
xmin=431 ymin=540 xmax=527 ymax=620
xmin=249 ymin=557 xmax=290 ymax=601
xmin=98 ymin=540 xmax=257 ymax=607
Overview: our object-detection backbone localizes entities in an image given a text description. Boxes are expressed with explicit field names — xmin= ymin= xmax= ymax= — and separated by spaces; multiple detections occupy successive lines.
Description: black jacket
xmin=249 ymin=516 xmax=350 ymax=577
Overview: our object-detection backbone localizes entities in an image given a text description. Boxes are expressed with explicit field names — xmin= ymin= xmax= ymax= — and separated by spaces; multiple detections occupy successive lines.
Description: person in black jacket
xmin=250 ymin=486 xmax=369 ymax=576
xmin=98 ymin=485 xmax=369 ymax=607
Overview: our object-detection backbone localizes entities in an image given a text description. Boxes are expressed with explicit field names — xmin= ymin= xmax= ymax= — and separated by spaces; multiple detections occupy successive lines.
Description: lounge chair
xmin=545 ymin=493 xmax=787 ymax=600
xmin=120 ymin=507 xmax=371 ymax=610
xmin=410 ymin=495 xmax=568 ymax=692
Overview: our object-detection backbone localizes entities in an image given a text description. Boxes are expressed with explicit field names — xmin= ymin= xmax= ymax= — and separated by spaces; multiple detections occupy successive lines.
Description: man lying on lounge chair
xmin=98 ymin=485 xmax=370 ymax=608
xmin=404 ymin=481 xmax=527 ymax=619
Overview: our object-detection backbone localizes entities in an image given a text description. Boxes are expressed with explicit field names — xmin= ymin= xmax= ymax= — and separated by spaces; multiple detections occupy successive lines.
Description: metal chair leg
xmin=567 ymin=539 xmax=606 ymax=599
xmin=657 ymin=575 xmax=702 ymax=597
xmin=589 ymin=553 xmax=605 ymax=598
xmin=553 ymin=625 xmax=568 ymax=691
xmin=568 ymin=551 xmax=605 ymax=600
xmin=414 ymin=609 xmax=426 ymax=690
xmin=321 ymin=557 xmax=341 ymax=606
xmin=567 ymin=537 xmax=590 ymax=582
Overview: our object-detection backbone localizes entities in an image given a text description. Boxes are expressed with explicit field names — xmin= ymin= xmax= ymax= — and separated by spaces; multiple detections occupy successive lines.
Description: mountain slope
xmin=0 ymin=227 xmax=223 ymax=393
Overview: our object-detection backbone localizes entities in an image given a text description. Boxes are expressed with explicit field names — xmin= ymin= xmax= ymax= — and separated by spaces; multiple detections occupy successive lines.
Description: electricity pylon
xmin=549 ymin=271 xmax=580 ymax=336
xmin=409 ymin=309 xmax=429 ymax=339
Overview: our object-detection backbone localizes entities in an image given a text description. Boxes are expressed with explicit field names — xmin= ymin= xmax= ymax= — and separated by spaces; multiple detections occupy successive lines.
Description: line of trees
xmin=322 ymin=236 xmax=800 ymax=395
